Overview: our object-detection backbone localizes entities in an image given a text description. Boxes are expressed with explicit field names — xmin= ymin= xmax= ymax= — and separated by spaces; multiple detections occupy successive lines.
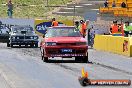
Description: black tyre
xmin=35 ymin=43 xmax=38 ymax=48
xmin=43 ymin=57 xmax=48 ymax=62
xmin=82 ymin=52 xmax=88 ymax=63
xmin=82 ymin=78 xmax=91 ymax=86
xmin=82 ymin=56 xmax=88 ymax=63
xmin=79 ymin=77 xmax=90 ymax=86
xmin=7 ymin=42 xmax=10 ymax=47
xmin=30 ymin=44 xmax=34 ymax=47
xmin=10 ymin=43 xmax=13 ymax=47
xmin=75 ymin=56 xmax=82 ymax=62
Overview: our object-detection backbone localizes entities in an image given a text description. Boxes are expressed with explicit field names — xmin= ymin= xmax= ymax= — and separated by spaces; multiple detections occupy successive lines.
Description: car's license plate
xmin=61 ymin=49 xmax=72 ymax=53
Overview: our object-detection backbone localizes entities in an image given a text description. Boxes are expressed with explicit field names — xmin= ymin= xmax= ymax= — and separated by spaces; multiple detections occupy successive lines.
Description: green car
xmin=7 ymin=26 xmax=39 ymax=48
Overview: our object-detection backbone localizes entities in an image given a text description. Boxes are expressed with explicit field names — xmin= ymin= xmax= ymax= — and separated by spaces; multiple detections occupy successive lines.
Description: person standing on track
xmin=74 ymin=21 xmax=80 ymax=32
xmin=80 ymin=20 xmax=89 ymax=38
xmin=52 ymin=18 xmax=58 ymax=27
xmin=89 ymin=26 xmax=95 ymax=48
xmin=7 ymin=0 xmax=13 ymax=18
xmin=110 ymin=20 xmax=119 ymax=34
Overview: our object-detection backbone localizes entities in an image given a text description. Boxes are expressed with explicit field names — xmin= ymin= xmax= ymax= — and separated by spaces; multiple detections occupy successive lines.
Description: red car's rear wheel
xmin=75 ymin=52 xmax=88 ymax=63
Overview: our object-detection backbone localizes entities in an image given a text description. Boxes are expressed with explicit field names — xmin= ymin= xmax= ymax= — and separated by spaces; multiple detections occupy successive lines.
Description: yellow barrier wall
xmin=94 ymin=35 xmax=132 ymax=57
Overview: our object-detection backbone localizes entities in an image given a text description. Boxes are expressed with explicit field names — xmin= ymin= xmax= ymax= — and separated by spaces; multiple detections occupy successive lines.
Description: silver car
xmin=7 ymin=26 xmax=39 ymax=47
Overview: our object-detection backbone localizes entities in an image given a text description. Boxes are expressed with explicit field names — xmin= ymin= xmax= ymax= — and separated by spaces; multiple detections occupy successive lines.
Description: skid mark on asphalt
xmin=4 ymin=43 xmax=132 ymax=77
xmin=57 ymin=63 xmax=80 ymax=72
xmin=11 ymin=46 xmax=132 ymax=77
xmin=92 ymin=61 xmax=132 ymax=76
xmin=13 ymin=46 xmax=132 ymax=77
xmin=0 ymin=73 xmax=12 ymax=88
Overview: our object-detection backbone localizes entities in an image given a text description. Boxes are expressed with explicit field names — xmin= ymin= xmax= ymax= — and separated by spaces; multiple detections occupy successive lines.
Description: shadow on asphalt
xmin=46 ymin=60 xmax=93 ymax=64
xmin=10 ymin=46 xmax=39 ymax=48
xmin=88 ymin=47 xmax=93 ymax=49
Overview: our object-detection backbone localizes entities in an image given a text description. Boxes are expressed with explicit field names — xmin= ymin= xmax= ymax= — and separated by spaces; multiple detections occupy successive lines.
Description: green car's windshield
xmin=45 ymin=28 xmax=82 ymax=38
xmin=0 ymin=26 xmax=10 ymax=34
xmin=12 ymin=26 xmax=34 ymax=34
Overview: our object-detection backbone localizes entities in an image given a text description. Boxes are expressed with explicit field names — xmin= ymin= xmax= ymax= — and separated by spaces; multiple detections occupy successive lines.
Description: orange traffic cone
xmin=81 ymin=67 xmax=88 ymax=78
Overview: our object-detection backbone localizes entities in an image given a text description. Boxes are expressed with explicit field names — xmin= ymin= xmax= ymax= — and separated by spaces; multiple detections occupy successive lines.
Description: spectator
xmin=123 ymin=21 xmax=132 ymax=37
xmin=110 ymin=20 xmax=118 ymax=34
xmin=0 ymin=21 xmax=2 ymax=29
xmin=112 ymin=1 xmax=116 ymax=7
xmin=88 ymin=26 xmax=93 ymax=46
xmin=80 ymin=20 xmax=89 ymax=38
xmin=80 ymin=20 xmax=87 ymax=38
xmin=89 ymin=28 xmax=95 ymax=48
xmin=121 ymin=2 xmax=126 ymax=8
xmin=74 ymin=21 xmax=80 ymax=32
xmin=51 ymin=18 xmax=58 ymax=27
xmin=7 ymin=0 xmax=13 ymax=18
xmin=104 ymin=0 xmax=108 ymax=7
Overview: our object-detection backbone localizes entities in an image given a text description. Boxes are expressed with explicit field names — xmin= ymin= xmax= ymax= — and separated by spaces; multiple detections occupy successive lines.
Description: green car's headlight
xmin=34 ymin=36 xmax=38 ymax=39
xmin=30 ymin=36 xmax=34 ymax=39
xmin=12 ymin=36 xmax=16 ymax=40
xmin=16 ymin=37 xmax=19 ymax=39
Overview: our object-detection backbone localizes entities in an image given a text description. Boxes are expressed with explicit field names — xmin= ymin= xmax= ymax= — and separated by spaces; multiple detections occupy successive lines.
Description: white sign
xmin=0 ymin=18 xmax=34 ymax=29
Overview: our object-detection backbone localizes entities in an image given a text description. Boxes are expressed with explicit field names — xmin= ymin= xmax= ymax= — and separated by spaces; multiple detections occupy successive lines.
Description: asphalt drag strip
xmin=0 ymin=43 xmax=131 ymax=88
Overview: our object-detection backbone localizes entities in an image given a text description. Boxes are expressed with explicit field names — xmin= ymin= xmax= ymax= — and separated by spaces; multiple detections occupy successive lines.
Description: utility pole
xmin=47 ymin=0 xmax=49 ymax=6
xmin=73 ymin=3 xmax=76 ymax=25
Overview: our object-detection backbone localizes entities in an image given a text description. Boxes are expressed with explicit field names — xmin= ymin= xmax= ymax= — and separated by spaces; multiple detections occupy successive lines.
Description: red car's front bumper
xmin=44 ymin=46 xmax=88 ymax=57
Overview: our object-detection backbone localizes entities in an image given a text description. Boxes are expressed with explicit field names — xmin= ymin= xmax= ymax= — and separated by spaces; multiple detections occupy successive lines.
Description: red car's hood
xmin=45 ymin=37 xmax=86 ymax=43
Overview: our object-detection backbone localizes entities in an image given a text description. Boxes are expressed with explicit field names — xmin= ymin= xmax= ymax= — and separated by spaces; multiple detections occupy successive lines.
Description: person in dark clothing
xmin=74 ymin=21 xmax=80 ymax=32
xmin=104 ymin=0 xmax=108 ymax=7
xmin=112 ymin=1 xmax=116 ymax=7
xmin=121 ymin=2 xmax=126 ymax=8
xmin=89 ymin=28 xmax=95 ymax=48
xmin=7 ymin=0 xmax=13 ymax=18
xmin=75 ymin=21 xmax=79 ymax=27
xmin=88 ymin=29 xmax=91 ymax=46
xmin=88 ymin=25 xmax=95 ymax=48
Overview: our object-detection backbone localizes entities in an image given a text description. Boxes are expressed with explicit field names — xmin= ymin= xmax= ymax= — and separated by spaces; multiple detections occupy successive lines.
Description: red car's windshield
xmin=45 ymin=28 xmax=82 ymax=37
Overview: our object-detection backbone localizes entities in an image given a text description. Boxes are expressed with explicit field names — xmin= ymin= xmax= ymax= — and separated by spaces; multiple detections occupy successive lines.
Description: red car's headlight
xmin=76 ymin=42 xmax=87 ymax=45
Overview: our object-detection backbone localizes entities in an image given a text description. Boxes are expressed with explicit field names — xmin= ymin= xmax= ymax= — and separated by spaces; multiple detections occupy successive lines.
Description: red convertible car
xmin=40 ymin=26 xmax=88 ymax=62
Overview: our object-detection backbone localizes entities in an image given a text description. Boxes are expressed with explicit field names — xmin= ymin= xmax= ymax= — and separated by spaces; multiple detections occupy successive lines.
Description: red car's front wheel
xmin=43 ymin=57 xmax=48 ymax=62
xmin=40 ymin=47 xmax=44 ymax=60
